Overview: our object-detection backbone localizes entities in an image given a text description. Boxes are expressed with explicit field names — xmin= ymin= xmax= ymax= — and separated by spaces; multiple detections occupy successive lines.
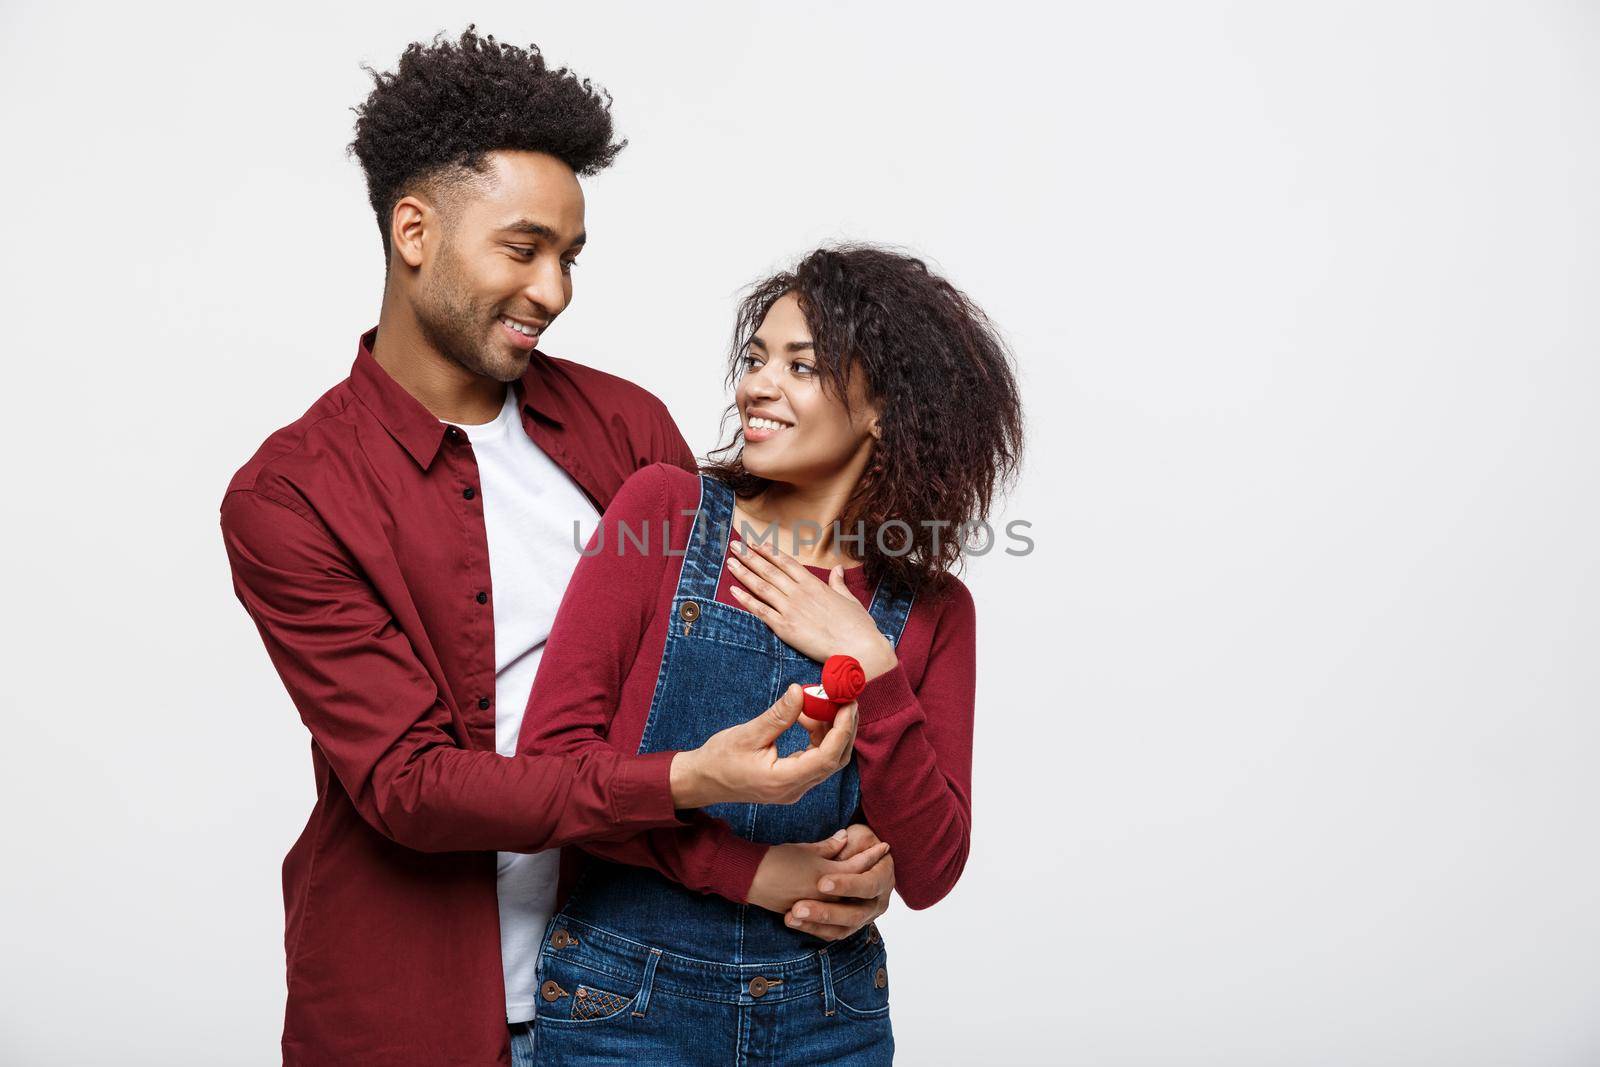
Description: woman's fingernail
xmin=820 ymin=879 xmax=835 ymax=893
xmin=794 ymin=906 xmax=809 ymax=919
xmin=730 ymin=541 xmax=744 ymax=554
xmin=787 ymin=915 xmax=801 ymax=927
xmin=833 ymin=829 xmax=848 ymax=840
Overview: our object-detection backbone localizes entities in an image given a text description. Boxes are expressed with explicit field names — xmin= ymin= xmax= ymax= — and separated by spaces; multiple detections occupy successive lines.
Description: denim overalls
xmin=532 ymin=474 xmax=914 ymax=1065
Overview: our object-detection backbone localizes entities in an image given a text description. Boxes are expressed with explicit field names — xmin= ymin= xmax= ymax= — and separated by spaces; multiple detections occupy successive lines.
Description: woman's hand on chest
xmin=725 ymin=539 xmax=898 ymax=680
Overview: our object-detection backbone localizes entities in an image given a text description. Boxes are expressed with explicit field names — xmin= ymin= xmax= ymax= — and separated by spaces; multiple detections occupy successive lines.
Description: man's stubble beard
xmin=414 ymin=235 xmax=527 ymax=384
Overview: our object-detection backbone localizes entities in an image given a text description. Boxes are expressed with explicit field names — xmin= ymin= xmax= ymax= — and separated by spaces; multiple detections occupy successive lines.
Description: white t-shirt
xmin=447 ymin=385 xmax=601 ymax=1024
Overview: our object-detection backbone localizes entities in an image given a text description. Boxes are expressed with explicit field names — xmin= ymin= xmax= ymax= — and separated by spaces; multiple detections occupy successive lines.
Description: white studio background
xmin=1 ymin=2 xmax=1596 ymax=1064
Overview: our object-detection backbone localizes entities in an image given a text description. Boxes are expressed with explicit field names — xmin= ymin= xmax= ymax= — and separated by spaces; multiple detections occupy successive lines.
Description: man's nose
xmin=521 ymin=260 xmax=569 ymax=317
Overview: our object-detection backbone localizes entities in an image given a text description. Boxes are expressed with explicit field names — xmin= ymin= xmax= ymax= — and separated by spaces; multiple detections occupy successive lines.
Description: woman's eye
xmin=792 ymin=362 xmax=816 ymax=377
xmin=741 ymin=355 xmax=763 ymax=372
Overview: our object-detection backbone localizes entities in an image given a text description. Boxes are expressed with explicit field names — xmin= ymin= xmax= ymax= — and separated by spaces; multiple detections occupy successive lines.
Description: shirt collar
xmin=349 ymin=325 xmax=565 ymax=471
xmin=511 ymin=370 xmax=565 ymax=428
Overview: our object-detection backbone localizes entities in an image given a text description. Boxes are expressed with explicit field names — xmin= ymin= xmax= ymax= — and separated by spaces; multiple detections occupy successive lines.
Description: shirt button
xmin=478 ymin=697 xmax=491 ymax=711
xmin=476 ymin=591 xmax=488 ymax=604
xmin=463 ymin=487 xmax=476 ymax=500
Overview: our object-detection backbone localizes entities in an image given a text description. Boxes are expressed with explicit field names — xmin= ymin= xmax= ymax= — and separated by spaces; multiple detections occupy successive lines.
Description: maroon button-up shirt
xmin=220 ymin=327 xmax=698 ymax=1066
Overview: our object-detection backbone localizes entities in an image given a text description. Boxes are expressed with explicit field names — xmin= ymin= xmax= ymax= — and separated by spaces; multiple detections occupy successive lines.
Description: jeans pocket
xmin=833 ymin=946 xmax=891 ymax=1020
xmin=536 ymin=950 xmax=639 ymax=1026
xmin=569 ymin=983 xmax=635 ymax=1022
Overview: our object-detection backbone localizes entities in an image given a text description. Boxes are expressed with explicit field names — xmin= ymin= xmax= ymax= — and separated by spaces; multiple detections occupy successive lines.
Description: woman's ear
xmin=869 ymin=417 xmax=882 ymax=440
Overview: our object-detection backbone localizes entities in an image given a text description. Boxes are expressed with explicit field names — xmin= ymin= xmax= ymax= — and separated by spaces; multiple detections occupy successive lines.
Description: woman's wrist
xmin=856 ymin=639 xmax=899 ymax=682
xmin=746 ymin=844 xmax=798 ymax=912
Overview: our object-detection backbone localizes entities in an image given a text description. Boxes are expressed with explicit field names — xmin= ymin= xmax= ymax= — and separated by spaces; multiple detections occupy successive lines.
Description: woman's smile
xmin=744 ymin=409 xmax=794 ymax=443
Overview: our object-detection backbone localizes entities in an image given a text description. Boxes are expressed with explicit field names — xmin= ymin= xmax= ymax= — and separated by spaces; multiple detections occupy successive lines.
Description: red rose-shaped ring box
xmin=801 ymin=654 xmax=867 ymax=722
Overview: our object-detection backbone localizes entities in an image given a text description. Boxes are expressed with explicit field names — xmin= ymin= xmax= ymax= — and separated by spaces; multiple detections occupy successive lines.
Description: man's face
xmin=410 ymin=150 xmax=586 ymax=382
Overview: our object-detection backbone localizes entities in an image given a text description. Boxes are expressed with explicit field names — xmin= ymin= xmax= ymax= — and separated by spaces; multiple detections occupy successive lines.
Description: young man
xmin=220 ymin=29 xmax=895 ymax=1066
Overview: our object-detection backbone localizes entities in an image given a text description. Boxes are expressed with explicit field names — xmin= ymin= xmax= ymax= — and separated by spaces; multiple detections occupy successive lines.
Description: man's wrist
xmin=669 ymin=748 xmax=717 ymax=808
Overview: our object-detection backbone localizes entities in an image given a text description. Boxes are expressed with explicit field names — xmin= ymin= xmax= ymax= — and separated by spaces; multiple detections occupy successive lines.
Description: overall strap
xmin=675 ymin=474 xmax=736 ymax=602
xmin=866 ymin=571 xmax=917 ymax=647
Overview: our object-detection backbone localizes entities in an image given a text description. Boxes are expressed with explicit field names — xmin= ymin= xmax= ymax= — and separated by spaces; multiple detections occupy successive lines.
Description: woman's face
xmin=735 ymin=292 xmax=880 ymax=486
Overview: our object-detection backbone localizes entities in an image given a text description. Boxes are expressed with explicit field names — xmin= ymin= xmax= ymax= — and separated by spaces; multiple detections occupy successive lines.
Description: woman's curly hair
xmin=703 ymin=244 xmax=1025 ymax=599
xmin=348 ymin=25 xmax=625 ymax=260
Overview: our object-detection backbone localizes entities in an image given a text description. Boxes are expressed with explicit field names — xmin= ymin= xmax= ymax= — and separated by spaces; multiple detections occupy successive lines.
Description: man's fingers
xmin=784 ymin=918 xmax=856 ymax=941
xmin=818 ymin=872 xmax=884 ymax=900
xmin=769 ymin=744 xmax=845 ymax=794
xmin=748 ymin=685 xmax=804 ymax=743
xmin=812 ymin=702 xmax=857 ymax=767
xmin=775 ymin=703 xmax=856 ymax=772
xmin=824 ymin=842 xmax=889 ymax=879
xmin=760 ymin=741 xmax=846 ymax=803
xmin=795 ymin=830 xmax=850 ymax=858
xmin=819 ymin=861 xmax=895 ymax=900
xmin=785 ymin=897 xmax=879 ymax=936
xmin=833 ymin=823 xmax=882 ymax=861
xmin=797 ymin=712 xmax=829 ymax=748
xmin=758 ymin=699 xmax=857 ymax=802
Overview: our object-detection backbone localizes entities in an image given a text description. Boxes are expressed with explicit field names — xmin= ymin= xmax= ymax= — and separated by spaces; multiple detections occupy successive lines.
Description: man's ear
xmin=391 ymin=195 xmax=431 ymax=270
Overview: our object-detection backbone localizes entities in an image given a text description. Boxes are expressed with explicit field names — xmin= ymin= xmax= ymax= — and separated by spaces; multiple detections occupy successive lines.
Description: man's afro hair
xmin=349 ymin=25 xmax=626 ymax=257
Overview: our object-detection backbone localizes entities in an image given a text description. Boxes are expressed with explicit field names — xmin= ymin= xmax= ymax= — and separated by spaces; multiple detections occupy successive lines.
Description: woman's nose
xmin=746 ymin=369 xmax=781 ymax=399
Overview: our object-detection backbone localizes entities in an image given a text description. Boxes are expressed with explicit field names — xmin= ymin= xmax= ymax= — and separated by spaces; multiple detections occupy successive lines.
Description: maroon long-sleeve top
xmin=518 ymin=461 xmax=977 ymax=911
xmin=220 ymin=328 xmax=701 ymax=1066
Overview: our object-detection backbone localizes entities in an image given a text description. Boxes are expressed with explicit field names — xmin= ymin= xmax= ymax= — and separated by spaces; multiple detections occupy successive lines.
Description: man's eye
xmin=507 ymin=245 xmax=536 ymax=259
xmin=561 ymin=258 xmax=579 ymax=274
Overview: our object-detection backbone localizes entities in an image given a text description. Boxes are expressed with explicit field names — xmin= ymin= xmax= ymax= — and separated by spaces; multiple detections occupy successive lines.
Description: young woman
xmin=517 ymin=244 xmax=1023 ymax=1064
